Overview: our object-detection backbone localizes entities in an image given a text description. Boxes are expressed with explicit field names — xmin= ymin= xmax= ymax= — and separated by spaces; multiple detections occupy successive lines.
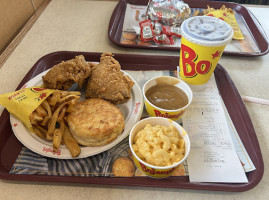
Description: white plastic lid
xmin=181 ymin=16 xmax=234 ymax=47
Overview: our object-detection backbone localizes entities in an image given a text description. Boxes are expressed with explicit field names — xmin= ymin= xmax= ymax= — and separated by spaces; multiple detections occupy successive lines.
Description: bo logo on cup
xmin=181 ymin=44 xmax=214 ymax=78
xmin=179 ymin=16 xmax=233 ymax=87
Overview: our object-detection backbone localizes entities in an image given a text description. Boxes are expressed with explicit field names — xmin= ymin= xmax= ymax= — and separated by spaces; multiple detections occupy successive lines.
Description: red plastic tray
xmin=108 ymin=0 xmax=269 ymax=56
xmin=0 ymin=51 xmax=264 ymax=192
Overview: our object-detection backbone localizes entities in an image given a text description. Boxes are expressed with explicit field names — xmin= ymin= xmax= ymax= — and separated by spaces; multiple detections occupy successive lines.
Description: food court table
xmin=0 ymin=0 xmax=269 ymax=199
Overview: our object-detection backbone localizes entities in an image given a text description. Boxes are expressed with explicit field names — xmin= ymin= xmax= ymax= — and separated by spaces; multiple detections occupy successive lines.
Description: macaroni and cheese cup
xmin=143 ymin=76 xmax=192 ymax=121
xmin=129 ymin=117 xmax=190 ymax=179
xmin=179 ymin=16 xmax=233 ymax=91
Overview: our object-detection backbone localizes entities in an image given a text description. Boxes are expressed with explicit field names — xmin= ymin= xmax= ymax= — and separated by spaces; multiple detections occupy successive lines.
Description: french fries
xmin=57 ymin=107 xmax=67 ymax=122
xmin=63 ymin=124 xmax=81 ymax=158
xmin=51 ymin=120 xmax=65 ymax=152
xmin=32 ymin=126 xmax=46 ymax=139
xmin=29 ymin=111 xmax=43 ymax=125
xmin=35 ymin=105 xmax=47 ymax=117
xmin=203 ymin=5 xmax=234 ymax=15
xmin=47 ymin=102 xmax=67 ymax=140
xmin=29 ymin=90 xmax=81 ymax=157
xmin=192 ymin=10 xmax=200 ymax=17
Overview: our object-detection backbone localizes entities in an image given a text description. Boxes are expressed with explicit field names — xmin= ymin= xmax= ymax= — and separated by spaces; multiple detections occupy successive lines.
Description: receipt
xmin=183 ymin=76 xmax=248 ymax=183
xmin=221 ymin=99 xmax=256 ymax=172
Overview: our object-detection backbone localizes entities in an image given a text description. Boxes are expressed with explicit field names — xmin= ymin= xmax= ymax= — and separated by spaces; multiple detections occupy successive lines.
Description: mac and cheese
xmin=132 ymin=124 xmax=185 ymax=167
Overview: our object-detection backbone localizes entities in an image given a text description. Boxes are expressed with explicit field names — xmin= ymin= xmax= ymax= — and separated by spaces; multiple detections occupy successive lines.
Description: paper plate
xmin=10 ymin=69 xmax=143 ymax=159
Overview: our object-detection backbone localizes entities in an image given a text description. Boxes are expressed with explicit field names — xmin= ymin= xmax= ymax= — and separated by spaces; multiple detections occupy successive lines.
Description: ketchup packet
xmin=162 ymin=25 xmax=181 ymax=38
xmin=153 ymin=21 xmax=163 ymax=36
xmin=139 ymin=19 xmax=154 ymax=42
xmin=153 ymin=34 xmax=174 ymax=45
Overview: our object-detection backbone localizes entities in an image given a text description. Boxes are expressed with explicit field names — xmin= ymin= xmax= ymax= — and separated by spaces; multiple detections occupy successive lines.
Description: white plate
xmin=10 ymin=69 xmax=143 ymax=159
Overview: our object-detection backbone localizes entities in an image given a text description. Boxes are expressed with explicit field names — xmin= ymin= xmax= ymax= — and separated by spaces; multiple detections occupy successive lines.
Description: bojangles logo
xmin=154 ymin=110 xmax=184 ymax=119
xmin=211 ymin=50 xmax=222 ymax=59
xmin=43 ymin=147 xmax=61 ymax=155
xmin=8 ymin=89 xmax=26 ymax=100
xmin=139 ymin=162 xmax=175 ymax=175
xmin=30 ymin=87 xmax=46 ymax=93
xmin=34 ymin=92 xmax=48 ymax=102
xmin=181 ymin=44 xmax=214 ymax=78
xmin=134 ymin=102 xmax=141 ymax=114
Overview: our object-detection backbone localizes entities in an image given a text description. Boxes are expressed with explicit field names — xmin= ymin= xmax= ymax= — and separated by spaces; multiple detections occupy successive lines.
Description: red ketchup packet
xmin=153 ymin=34 xmax=174 ymax=45
xmin=153 ymin=21 xmax=163 ymax=36
xmin=139 ymin=19 xmax=154 ymax=42
xmin=162 ymin=25 xmax=181 ymax=38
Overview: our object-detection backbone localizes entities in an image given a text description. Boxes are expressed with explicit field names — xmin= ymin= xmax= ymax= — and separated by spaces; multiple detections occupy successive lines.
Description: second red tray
xmin=108 ymin=0 xmax=269 ymax=56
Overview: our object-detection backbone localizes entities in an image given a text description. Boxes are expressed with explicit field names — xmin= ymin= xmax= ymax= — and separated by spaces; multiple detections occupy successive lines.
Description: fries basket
xmin=0 ymin=87 xmax=81 ymax=157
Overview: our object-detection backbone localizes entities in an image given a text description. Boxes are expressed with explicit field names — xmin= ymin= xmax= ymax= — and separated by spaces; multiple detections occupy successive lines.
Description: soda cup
xmin=179 ymin=16 xmax=233 ymax=90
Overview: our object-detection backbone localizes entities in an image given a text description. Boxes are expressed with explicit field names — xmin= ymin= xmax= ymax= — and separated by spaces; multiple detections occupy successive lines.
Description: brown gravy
xmin=146 ymin=85 xmax=188 ymax=110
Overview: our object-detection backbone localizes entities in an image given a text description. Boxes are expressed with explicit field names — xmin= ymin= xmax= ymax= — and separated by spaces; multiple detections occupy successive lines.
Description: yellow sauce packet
xmin=206 ymin=7 xmax=244 ymax=40
xmin=0 ymin=87 xmax=55 ymax=129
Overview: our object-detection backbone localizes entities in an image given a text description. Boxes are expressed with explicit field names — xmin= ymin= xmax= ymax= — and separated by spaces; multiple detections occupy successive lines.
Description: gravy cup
xmin=143 ymin=76 xmax=193 ymax=121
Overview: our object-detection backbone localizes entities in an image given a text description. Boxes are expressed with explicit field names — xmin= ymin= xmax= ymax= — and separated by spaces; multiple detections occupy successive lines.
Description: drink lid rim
xmin=181 ymin=16 xmax=234 ymax=47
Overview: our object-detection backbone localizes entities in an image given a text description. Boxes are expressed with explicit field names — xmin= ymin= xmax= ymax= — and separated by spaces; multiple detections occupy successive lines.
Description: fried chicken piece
xmin=85 ymin=53 xmax=134 ymax=104
xmin=42 ymin=55 xmax=93 ymax=90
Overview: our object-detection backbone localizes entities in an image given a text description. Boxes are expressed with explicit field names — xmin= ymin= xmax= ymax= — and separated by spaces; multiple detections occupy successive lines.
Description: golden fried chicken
xmin=85 ymin=53 xmax=134 ymax=104
xmin=42 ymin=55 xmax=93 ymax=90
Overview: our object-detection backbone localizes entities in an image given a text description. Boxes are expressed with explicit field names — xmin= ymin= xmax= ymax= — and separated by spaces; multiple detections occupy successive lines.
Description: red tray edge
xmin=0 ymin=51 xmax=264 ymax=192
xmin=108 ymin=0 xmax=269 ymax=57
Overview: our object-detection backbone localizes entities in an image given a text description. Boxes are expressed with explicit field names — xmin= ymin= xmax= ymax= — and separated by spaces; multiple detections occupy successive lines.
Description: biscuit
xmin=134 ymin=169 xmax=146 ymax=177
xmin=122 ymin=32 xmax=137 ymax=40
xmin=172 ymin=164 xmax=186 ymax=176
xmin=121 ymin=40 xmax=137 ymax=45
xmin=67 ymin=98 xmax=124 ymax=147
xmin=128 ymin=148 xmax=133 ymax=160
xmin=112 ymin=157 xmax=135 ymax=177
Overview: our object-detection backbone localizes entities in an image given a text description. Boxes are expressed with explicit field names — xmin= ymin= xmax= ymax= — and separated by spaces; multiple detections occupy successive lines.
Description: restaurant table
xmin=0 ymin=0 xmax=269 ymax=199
